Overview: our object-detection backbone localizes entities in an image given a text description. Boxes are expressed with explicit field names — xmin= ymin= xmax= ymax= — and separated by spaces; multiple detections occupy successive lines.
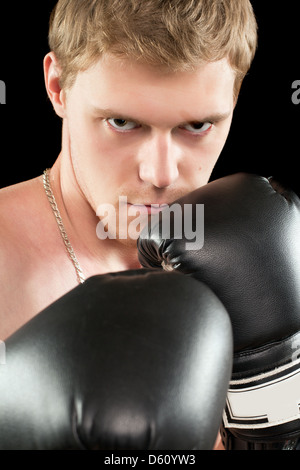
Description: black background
xmin=0 ymin=1 xmax=299 ymax=194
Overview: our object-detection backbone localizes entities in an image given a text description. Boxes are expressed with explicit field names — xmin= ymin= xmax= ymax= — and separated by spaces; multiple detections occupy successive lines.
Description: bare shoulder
xmin=0 ymin=178 xmax=44 ymax=335
xmin=0 ymin=176 xmax=71 ymax=340
xmin=0 ymin=176 xmax=47 ymax=260
xmin=0 ymin=176 xmax=44 ymax=214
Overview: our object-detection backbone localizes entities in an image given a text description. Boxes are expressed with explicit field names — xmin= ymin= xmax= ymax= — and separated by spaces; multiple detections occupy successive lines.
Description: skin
xmin=51 ymin=52 xmax=235 ymax=258
xmin=0 ymin=52 xmax=236 ymax=450
xmin=0 ymin=53 xmax=235 ymax=340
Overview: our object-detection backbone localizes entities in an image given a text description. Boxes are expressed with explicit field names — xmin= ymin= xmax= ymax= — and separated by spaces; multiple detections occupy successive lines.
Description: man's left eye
xmin=182 ymin=122 xmax=212 ymax=134
xmin=107 ymin=119 xmax=138 ymax=131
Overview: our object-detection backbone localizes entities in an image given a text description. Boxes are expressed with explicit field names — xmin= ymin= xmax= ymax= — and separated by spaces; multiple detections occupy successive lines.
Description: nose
xmin=138 ymin=132 xmax=180 ymax=189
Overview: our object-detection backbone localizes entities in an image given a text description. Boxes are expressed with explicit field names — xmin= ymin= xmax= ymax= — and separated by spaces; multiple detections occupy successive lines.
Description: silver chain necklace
xmin=43 ymin=169 xmax=86 ymax=285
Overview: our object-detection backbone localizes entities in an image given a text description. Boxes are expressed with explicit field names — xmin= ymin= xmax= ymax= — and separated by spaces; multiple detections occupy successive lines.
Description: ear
xmin=44 ymin=52 xmax=66 ymax=118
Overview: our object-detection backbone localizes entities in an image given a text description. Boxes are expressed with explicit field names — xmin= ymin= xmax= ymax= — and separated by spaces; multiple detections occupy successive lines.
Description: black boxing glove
xmin=138 ymin=173 xmax=300 ymax=450
xmin=0 ymin=269 xmax=232 ymax=450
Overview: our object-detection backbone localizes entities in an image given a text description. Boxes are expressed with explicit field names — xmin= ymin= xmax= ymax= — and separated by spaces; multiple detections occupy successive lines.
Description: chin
xmin=117 ymin=233 xmax=141 ymax=249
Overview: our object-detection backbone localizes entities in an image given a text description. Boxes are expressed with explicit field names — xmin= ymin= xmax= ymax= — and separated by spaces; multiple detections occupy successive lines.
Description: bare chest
xmin=0 ymin=246 xmax=81 ymax=340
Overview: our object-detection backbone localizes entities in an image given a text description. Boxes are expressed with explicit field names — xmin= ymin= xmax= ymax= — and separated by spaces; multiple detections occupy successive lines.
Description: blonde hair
xmin=49 ymin=0 xmax=258 ymax=98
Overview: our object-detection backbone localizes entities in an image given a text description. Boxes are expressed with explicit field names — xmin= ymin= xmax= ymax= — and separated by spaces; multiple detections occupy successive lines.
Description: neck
xmin=48 ymin=154 xmax=142 ymax=279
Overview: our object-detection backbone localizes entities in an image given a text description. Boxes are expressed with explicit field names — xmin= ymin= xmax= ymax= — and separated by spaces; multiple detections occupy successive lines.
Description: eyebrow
xmin=91 ymin=107 xmax=232 ymax=125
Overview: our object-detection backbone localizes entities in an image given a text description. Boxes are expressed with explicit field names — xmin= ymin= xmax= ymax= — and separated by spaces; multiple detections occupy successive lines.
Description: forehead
xmin=70 ymin=54 xmax=235 ymax=123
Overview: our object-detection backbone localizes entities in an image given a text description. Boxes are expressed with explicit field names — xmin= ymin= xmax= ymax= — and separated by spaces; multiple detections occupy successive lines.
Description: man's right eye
xmin=106 ymin=118 xmax=139 ymax=131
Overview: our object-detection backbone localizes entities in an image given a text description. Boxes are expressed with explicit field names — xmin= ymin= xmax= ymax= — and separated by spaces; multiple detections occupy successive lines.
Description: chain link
xmin=43 ymin=169 xmax=86 ymax=285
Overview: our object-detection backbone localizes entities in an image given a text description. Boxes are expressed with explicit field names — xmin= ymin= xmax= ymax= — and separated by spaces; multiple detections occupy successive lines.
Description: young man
xmin=0 ymin=0 xmax=257 ymax=341
xmin=0 ymin=0 xmax=257 ymax=451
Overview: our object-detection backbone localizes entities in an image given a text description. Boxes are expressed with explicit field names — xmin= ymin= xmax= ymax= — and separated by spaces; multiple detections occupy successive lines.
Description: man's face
xmin=62 ymin=54 xmax=235 ymax=242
